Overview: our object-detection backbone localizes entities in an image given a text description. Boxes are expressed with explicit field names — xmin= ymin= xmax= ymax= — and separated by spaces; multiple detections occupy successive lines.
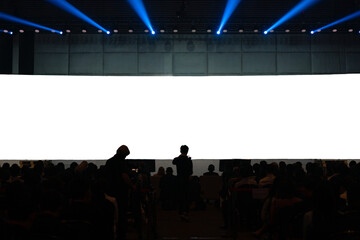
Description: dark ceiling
xmin=0 ymin=0 xmax=359 ymax=33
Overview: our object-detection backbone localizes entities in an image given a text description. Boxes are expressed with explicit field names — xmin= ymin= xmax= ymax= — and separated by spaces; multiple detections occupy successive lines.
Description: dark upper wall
xmin=0 ymin=34 xmax=13 ymax=74
xmin=12 ymin=33 xmax=360 ymax=75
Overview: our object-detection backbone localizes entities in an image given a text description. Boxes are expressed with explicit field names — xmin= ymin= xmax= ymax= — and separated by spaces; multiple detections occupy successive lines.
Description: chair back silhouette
xmin=199 ymin=175 xmax=222 ymax=200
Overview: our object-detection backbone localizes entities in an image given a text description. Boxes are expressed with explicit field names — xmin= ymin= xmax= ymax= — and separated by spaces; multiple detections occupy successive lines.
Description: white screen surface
xmin=1 ymin=74 xmax=360 ymax=160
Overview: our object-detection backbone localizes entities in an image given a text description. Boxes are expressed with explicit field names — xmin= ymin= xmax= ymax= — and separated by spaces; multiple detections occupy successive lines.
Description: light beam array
xmin=217 ymin=0 xmax=242 ymax=35
xmin=47 ymin=0 xmax=110 ymax=34
xmin=127 ymin=0 xmax=155 ymax=34
xmin=311 ymin=10 xmax=360 ymax=34
xmin=0 ymin=11 xmax=62 ymax=34
xmin=264 ymin=0 xmax=321 ymax=35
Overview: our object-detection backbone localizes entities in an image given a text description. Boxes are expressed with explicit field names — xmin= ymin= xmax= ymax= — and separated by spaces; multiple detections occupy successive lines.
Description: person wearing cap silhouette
xmin=105 ymin=145 xmax=135 ymax=240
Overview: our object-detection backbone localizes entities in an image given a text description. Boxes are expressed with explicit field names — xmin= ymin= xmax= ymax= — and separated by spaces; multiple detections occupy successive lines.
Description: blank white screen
xmin=1 ymin=74 xmax=359 ymax=160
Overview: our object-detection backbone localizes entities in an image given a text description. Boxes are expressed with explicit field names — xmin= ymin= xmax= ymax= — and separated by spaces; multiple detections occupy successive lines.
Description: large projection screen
xmin=0 ymin=74 xmax=359 ymax=160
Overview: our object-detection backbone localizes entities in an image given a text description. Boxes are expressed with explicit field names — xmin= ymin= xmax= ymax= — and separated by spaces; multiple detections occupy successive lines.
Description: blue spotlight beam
xmin=311 ymin=10 xmax=360 ymax=34
xmin=217 ymin=0 xmax=241 ymax=34
xmin=127 ymin=0 xmax=155 ymax=34
xmin=47 ymin=0 xmax=110 ymax=34
xmin=0 ymin=11 xmax=62 ymax=34
xmin=264 ymin=0 xmax=321 ymax=34
xmin=0 ymin=29 xmax=13 ymax=35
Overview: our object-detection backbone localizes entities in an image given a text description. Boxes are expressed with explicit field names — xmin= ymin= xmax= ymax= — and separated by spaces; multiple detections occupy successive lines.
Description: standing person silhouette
xmin=172 ymin=145 xmax=193 ymax=221
xmin=105 ymin=145 xmax=136 ymax=240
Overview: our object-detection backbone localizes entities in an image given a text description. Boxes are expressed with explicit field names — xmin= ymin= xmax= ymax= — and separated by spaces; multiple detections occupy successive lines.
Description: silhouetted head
xmin=208 ymin=164 xmax=215 ymax=172
xmin=166 ymin=167 xmax=173 ymax=175
xmin=157 ymin=167 xmax=165 ymax=176
xmin=117 ymin=145 xmax=130 ymax=157
xmin=180 ymin=145 xmax=189 ymax=155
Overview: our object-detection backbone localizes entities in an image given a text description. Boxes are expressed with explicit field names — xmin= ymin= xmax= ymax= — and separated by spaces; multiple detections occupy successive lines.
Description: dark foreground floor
xmin=155 ymin=204 xmax=257 ymax=240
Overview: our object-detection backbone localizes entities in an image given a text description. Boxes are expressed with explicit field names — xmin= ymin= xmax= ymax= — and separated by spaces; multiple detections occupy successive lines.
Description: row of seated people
xmin=0 ymin=161 xmax=154 ymax=240
xmin=151 ymin=164 xmax=221 ymax=210
xmin=221 ymin=160 xmax=360 ymax=240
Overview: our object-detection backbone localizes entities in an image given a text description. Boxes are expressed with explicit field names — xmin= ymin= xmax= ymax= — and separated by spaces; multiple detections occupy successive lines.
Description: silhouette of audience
xmin=172 ymin=145 xmax=193 ymax=221
xmin=203 ymin=164 xmax=219 ymax=176
xmin=1 ymin=158 xmax=360 ymax=240
xmin=159 ymin=167 xmax=177 ymax=210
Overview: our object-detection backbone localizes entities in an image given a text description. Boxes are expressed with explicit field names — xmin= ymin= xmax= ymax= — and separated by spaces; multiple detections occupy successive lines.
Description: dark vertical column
xmin=0 ymin=34 xmax=13 ymax=74
xmin=19 ymin=32 xmax=34 ymax=74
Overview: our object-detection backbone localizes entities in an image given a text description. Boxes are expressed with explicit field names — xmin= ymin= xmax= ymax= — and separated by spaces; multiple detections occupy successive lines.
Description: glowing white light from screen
xmin=0 ymin=74 xmax=360 ymax=160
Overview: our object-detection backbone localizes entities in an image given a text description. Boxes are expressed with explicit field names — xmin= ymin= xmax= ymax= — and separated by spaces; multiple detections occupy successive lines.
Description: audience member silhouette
xmin=154 ymin=166 xmax=165 ymax=177
xmin=159 ymin=167 xmax=177 ymax=210
xmin=172 ymin=145 xmax=193 ymax=221
xmin=203 ymin=164 xmax=219 ymax=176
xmin=105 ymin=145 xmax=135 ymax=240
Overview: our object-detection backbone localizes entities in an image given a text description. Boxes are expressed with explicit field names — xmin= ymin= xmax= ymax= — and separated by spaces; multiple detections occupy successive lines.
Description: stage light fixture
xmin=126 ymin=0 xmax=155 ymax=34
xmin=264 ymin=30 xmax=268 ymax=35
xmin=216 ymin=30 xmax=220 ymax=35
xmin=264 ymin=0 xmax=320 ymax=34
xmin=160 ymin=29 xmax=165 ymax=33
xmin=310 ymin=10 xmax=360 ymax=34
xmin=113 ymin=29 xmax=118 ymax=33
xmin=348 ymin=29 xmax=354 ymax=32
xmin=285 ymin=29 xmax=290 ymax=32
xmin=98 ymin=29 xmax=102 ymax=33
xmin=66 ymin=29 xmax=71 ymax=33
xmin=46 ymin=0 xmax=110 ymax=34
xmin=207 ymin=29 xmax=212 ymax=33
xmin=19 ymin=29 xmax=24 ymax=33
xmin=217 ymin=0 xmax=242 ymax=34
xmin=254 ymin=29 xmax=259 ymax=33
xmin=35 ymin=29 xmax=40 ymax=33
xmin=0 ymin=29 xmax=13 ymax=35
xmin=144 ymin=29 xmax=149 ymax=33
xmin=239 ymin=29 xmax=243 ymax=33
xmin=0 ymin=11 xmax=62 ymax=34
xmin=191 ymin=29 xmax=196 ymax=33
xmin=332 ymin=29 xmax=337 ymax=32
xmin=82 ymin=29 xmax=87 ymax=33
xmin=301 ymin=29 xmax=306 ymax=32
xmin=223 ymin=29 xmax=228 ymax=33
xmin=270 ymin=30 xmax=274 ymax=32
xmin=173 ymin=29 xmax=178 ymax=33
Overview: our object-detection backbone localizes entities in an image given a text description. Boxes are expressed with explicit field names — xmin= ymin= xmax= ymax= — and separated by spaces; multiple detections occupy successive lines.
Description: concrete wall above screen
xmin=25 ymin=33 xmax=360 ymax=76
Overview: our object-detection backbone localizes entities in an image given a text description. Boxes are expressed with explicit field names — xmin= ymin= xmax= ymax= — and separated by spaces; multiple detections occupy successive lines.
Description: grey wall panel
xmin=70 ymin=34 xmax=103 ymax=53
xmin=208 ymin=53 xmax=241 ymax=74
xmin=138 ymin=36 xmax=172 ymax=53
xmin=104 ymin=53 xmax=137 ymax=75
xmin=173 ymin=35 xmax=207 ymax=52
xmin=139 ymin=53 xmax=172 ymax=74
xmin=32 ymin=33 xmax=360 ymax=76
xmin=69 ymin=53 xmax=103 ymax=75
xmin=208 ymin=35 xmax=242 ymax=52
xmin=34 ymin=35 xmax=69 ymax=53
xmin=344 ymin=35 xmax=360 ymax=52
xmin=242 ymin=53 xmax=276 ymax=74
xmin=277 ymin=53 xmax=311 ymax=74
xmin=312 ymin=53 xmax=341 ymax=73
xmin=34 ymin=53 xmax=68 ymax=75
xmin=173 ymin=53 xmax=207 ymax=75
xmin=346 ymin=53 xmax=360 ymax=73
xmin=242 ymin=35 xmax=276 ymax=52
xmin=277 ymin=34 xmax=310 ymax=52
xmin=311 ymin=34 xmax=341 ymax=52
xmin=104 ymin=35 xmax=137 ymax=53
